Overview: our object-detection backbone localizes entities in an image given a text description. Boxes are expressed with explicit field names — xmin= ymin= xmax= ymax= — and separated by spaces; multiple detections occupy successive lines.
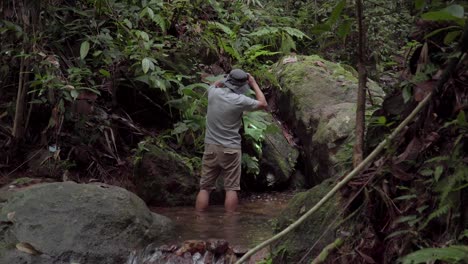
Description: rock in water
xmin=0 ymin=182 xmax=173 ymax=264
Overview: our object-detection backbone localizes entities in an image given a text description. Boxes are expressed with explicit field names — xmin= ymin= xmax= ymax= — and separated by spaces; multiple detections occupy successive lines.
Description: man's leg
xmin=195 ymin=189 xmax=211 ymax=211
xmin=224 ymin=190 xmax=238 ymax=212
xmin=221 ymin=148 xmax=241 ymax=212
xmin=196 ymin=144 xmax=219 ymax=211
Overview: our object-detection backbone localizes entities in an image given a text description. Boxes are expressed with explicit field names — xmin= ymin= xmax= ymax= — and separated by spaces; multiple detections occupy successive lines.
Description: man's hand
xmin=214 ymin=80 xmax=224 ymax=88
xmin=247 ymin=74 xmax=257 ymax=87
xmin=247 ymin=74 xmax=268 ymax=110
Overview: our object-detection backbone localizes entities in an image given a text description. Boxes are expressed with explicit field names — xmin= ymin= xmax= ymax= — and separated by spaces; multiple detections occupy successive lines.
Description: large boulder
xmin=0 ymin=182 xmax=173 ymax=264
xmin=273 ymin=55 xmax=384 ymax=185
xmin=258 ymin=115 xmax=299 ymax=189
xmin=272 ymin=178 xmax=341 ymax=263
xmin=134 ymin=144 xmax=198 ymax=206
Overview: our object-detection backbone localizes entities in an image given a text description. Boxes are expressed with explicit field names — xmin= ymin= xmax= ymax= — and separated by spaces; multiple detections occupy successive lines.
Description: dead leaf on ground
xmin=16 ymin=242 xmax=43 ymax=256
xmin=315 ymin=60 xmax=327 ymax=68
xmin=7 ymin=212 xmax=15 ymax=221
xmin=414 ymin=80 xmax=435 ymax=102
xmin=390 ymin=164 xmax=414 ymax=181
xmin=394 ymin=137 xmax=423 ymax=164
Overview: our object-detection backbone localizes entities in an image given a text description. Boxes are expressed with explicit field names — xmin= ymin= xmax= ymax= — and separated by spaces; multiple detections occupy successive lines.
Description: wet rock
xmin=231 ymin=245 xmax=248 ymax=255
xmin=248 ymin=247 xmax=270 ymax=264
xmin=176 ymin=240 xmax=206 ymax=256
xmin=0 ymin=182 xmax=173 ymax=264
xmin=206 ymin=239 xmax=229 ymax=254
xmin=192 ymin=252 xmax=204 ymax=264
xmin=272 ymin=55 xmax=384 ymax=185
xmin=272 ymin=179 xmax=340 ymax=263
xmin=202 ymin=251 xmax=214 ymax=264
xmin=129 ymin=240 xmax=243 ymax=264
xmin=134 ymin=144 xmax=198 ymax=206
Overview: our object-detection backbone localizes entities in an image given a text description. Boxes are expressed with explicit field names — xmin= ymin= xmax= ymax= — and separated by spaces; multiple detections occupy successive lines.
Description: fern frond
xmin=400 ymin=245 xmax=468 ymax=264
xmin=282 ymin=26 xmax=311 ymax=40
xmin=208 ymin=22 xmax=234 ymax=37
xmin=152 ymin=14 xmax=167 ymax=32
xmin=419 ymin=203 xmax=451 ymax=230
xmin=248 ymin=26 xmax=279 ymax=38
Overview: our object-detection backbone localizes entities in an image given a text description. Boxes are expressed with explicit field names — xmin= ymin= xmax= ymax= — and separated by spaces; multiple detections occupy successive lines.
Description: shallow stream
xmin=150 ymin=192 xmax=295 ymax=249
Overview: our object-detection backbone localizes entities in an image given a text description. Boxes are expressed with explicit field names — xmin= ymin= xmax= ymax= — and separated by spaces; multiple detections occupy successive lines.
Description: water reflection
xmin=150 ymin=196 xmax=290 ymax=249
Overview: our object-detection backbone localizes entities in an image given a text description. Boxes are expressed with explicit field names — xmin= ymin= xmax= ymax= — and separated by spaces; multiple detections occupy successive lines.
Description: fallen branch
xmin=311 ymin=237 xmax=344 ymax=264
xmin=235 ymin=92 xmax=433 ymax=264
xmin=235 ymin=23 xmax=468 ymax=264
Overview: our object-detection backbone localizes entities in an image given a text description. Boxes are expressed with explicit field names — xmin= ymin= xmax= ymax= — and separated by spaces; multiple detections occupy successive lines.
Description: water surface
xmin=150 ymin=192 xmax=294 ymax=249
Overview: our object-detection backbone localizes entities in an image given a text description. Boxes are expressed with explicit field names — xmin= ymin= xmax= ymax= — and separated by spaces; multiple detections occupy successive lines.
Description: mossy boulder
xmin=134 ymin=144 xmax=198 ymax=206
xmin=272 ymin=178 xmax=340 ymax=262
xmin=0 ymin=182 xmax=173 ymax=264
xmin=273 ymin=55 xmax=384 ymax=185
xmin=257 ymin=114 xmax=299 ymax=189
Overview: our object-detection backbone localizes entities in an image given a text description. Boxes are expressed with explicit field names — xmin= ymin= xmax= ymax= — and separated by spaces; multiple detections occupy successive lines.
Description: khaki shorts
xmin=200 ymin=144 xmax=242 ymax=191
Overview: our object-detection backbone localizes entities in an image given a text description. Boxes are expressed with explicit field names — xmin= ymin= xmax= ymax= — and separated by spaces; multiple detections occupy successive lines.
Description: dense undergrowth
xmin=0 ymin=0 xmax=467 ymax=263
xmin=0 ymin=0 xmax=311 ymax=183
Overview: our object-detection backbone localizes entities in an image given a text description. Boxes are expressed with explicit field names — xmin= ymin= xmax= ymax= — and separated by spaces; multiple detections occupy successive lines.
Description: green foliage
xmin=168 ymin=82 xmax=209 ymax=150
xmin=1 ymin=0 xmax=305 ymax=161
xmin=421 ymin=4 xmax=465 ymax=26
xmin=241 ymin=111 xmax=279 ymax=175
xmin=420 ymin=4 xmax=466 ymax=48
xmin=400 ymin=245 xmax=468 ymax=264
xmin=242 ymin=153 xmax=260 ymax=175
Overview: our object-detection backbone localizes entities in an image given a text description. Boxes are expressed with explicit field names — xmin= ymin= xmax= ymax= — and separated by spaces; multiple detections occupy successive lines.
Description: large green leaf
xmin=80 ymin=41 xmax=90 ymax=59
xmin=444 ymin=31 xmax=461 ymax=45
xmin=421 ymin=5 xmax=465 ymax=26
xmin=445 ymin=5 xmax=465 ymax=18
xmin=424 ymin=26 xmax=461 ymax=39
xmin=141 ymin=58 xmax=152 ymax=74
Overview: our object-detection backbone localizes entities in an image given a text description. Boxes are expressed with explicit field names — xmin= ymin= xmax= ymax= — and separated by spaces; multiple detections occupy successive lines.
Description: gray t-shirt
xmin=205 ymin=85 xmax=259 ymax=149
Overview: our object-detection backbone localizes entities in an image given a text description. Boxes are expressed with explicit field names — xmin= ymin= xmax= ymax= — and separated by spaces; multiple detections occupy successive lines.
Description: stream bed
xmin=150 ymin=191 xmax=295 ymax=249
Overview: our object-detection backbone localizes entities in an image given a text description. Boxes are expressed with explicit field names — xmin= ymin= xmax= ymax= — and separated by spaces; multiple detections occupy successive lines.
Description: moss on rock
xmin=272 ymin=55 xmax=384 ymax=185
xmin=273 ymin=178 xmax=340 ymax=262
xmin=134 ymin=143 xmax=198 ymax=206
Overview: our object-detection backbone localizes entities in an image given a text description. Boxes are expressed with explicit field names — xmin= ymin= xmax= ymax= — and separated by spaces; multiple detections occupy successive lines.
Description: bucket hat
xmin=223 ymin=69 xmax=250 ymax=94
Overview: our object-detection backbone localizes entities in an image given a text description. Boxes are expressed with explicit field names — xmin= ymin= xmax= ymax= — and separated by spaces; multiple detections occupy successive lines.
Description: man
xmin=195 ymin=69 xmax=268 ymax=212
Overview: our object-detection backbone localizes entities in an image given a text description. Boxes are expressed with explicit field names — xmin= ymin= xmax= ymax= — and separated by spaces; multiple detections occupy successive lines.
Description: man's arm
xmin=248 ymin=74 xmax=268 ymax=110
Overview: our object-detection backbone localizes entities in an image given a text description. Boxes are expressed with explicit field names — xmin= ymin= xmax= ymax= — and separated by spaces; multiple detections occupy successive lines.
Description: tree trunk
xmin=353 ymin=0 xmax=367 ymax=167
xmin=11 ymin=0 xmax=41 ymax=141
